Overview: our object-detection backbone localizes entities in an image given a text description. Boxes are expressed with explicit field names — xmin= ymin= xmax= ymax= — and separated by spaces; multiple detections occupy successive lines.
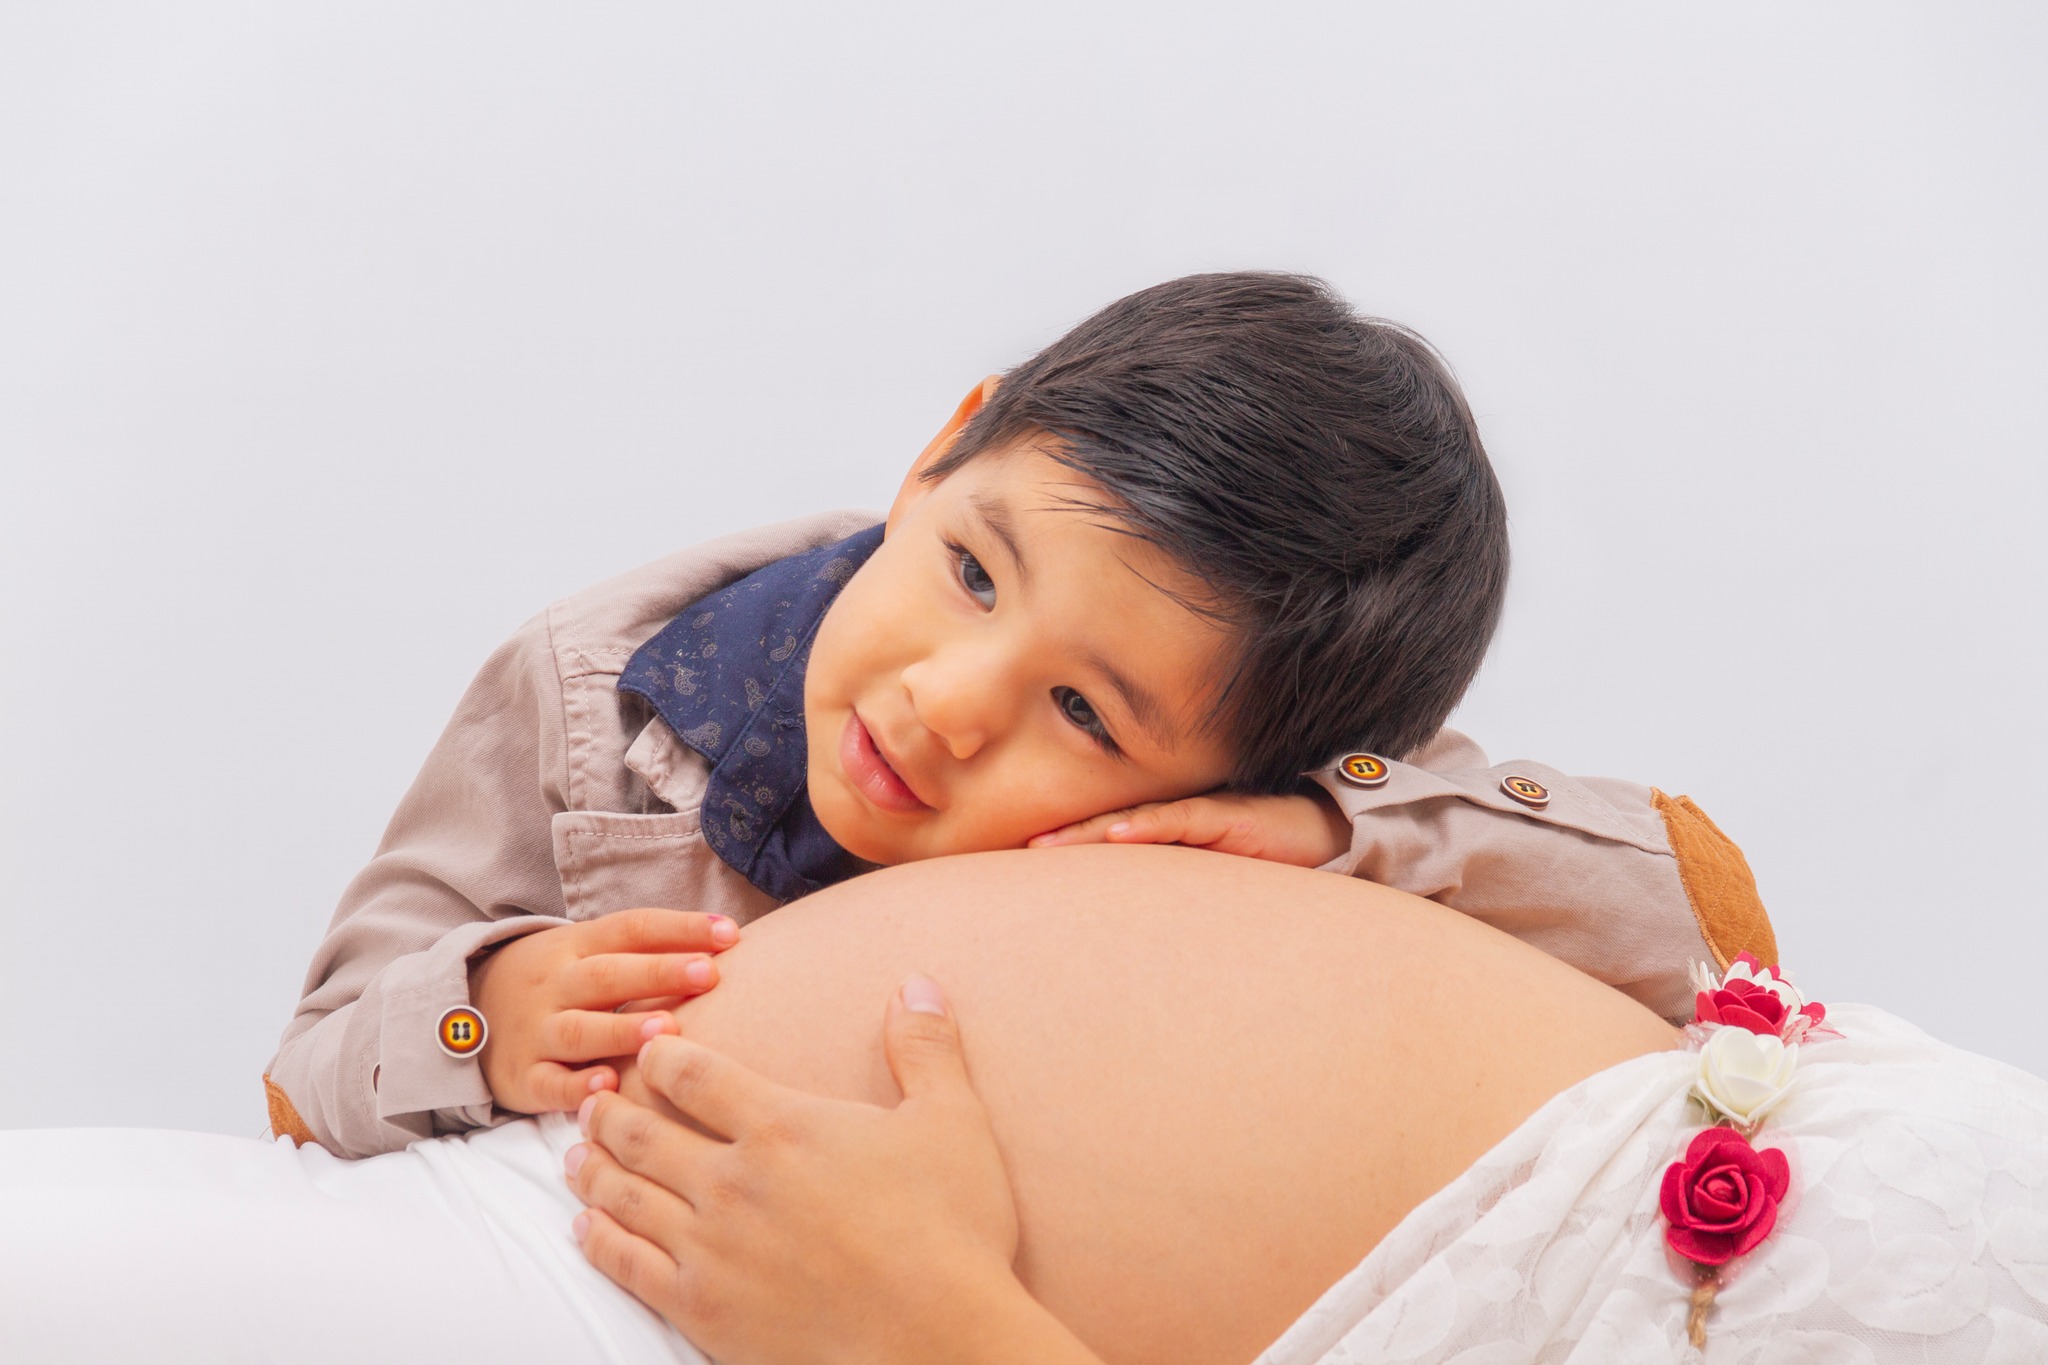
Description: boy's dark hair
xmin=926 ymin=271 xmax=1509 ymax=792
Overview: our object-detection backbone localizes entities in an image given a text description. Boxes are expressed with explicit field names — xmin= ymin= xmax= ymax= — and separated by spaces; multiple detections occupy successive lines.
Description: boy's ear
xmin=885 ymin=375 xmax=1000 ymax=532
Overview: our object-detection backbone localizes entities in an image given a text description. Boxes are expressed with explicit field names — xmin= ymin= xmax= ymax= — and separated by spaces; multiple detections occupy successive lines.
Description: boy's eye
xmin=1052 ymin=686 xmax=1117 ymax=753
xmin=955 ymin=546 xmax=997 ymax=608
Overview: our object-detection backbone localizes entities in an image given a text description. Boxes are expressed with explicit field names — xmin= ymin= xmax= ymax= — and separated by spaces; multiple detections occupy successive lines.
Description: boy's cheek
xmin=965 ymin=787 xmax=1118 ymax=854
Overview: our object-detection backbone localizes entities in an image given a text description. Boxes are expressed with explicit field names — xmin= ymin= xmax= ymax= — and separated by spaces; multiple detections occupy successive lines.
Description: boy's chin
xmin=812 ymin=787 xmax=1018 ymax=868
xmin=808 ymin=782 xmax=909 ymax=866
xmin=809 ymin=763 xmax=1029 ymax=866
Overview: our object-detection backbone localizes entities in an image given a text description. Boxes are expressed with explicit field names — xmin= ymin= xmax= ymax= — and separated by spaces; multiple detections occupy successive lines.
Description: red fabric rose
xmin=1660 ymin=1127 xmax=1791 ymax=1267
xmin=1694 ymin=978 xmax=1788 ymax=1035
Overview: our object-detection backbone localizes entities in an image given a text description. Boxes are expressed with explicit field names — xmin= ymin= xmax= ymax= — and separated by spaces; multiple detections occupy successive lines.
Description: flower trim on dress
xmin=1686 ymin=954 xmax=1840 ymax=1047
xmin=1666 ymin=953 xmax=1840 ymax=1350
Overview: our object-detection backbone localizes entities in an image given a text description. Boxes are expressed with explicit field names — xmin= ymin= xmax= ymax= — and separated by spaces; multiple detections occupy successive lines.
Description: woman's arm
xmin=589 ymin=845 xmax=1677 ymax=1365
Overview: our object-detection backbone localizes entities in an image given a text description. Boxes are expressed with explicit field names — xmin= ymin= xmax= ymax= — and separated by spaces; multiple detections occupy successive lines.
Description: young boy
xmin=268 ymin=273 xmax=1774 ymax=1158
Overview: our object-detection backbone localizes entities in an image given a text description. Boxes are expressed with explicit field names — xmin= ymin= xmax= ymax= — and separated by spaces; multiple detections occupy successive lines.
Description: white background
xmin=2 ymin=3 xmax=2042 ymax=1136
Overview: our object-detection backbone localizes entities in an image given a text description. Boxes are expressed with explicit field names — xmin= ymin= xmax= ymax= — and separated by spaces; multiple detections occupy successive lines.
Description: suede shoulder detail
xmin=1653 ymin=790 xmax=1778 ymax=970
xmin=263 ymin=1073 xmax=320 ymax=1149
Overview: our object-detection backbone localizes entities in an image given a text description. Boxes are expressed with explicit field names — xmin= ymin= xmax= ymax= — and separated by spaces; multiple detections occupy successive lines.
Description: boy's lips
xmin=840 ymin=712 xmax=932 ymax=813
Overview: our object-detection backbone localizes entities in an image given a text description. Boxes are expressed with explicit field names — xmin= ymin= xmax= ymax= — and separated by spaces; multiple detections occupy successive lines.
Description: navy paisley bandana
xmin=617 ymin=523 xmax=885 ymax=901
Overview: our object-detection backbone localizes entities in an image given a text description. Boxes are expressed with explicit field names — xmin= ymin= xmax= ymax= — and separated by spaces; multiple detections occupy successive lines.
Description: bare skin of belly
xmin=616 ymin=844 xmax=1677 ymax=1365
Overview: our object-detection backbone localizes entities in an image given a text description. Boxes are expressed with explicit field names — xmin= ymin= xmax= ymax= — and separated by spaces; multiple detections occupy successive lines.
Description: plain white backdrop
xmin=2 ymin=2 xmax=2042 ymax=1136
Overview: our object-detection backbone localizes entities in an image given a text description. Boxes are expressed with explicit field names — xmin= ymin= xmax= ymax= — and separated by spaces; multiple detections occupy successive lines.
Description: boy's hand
xmin=468 ymin=908 xmax=739 ymax=1116
xmin=1028 ymin=791 xmax=1352 ymax=868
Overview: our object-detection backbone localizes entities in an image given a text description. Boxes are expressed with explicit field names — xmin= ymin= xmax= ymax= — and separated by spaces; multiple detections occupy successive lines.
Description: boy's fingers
xmin=1031 ymin=796 xmax=1274 ymax=851
xmin=1027 ymin=807 xmax=1142 ymax=847
xmin=563 ymin=952 xmax=718 ymax=1008
xmin=1119 ymin=798 xmax=1267 ymax=848
xmin=522 ymin=1060 xmax=613 ymax=1113
xmin=613 ymin=994 xmax=689 ymax=1015
xmin=1108 ymin=800 xmax=1183 ymax=843
xmin=544 ymin=1008 xmax=676 ymax=1062
xmin=1108 ymin=797 xmax=1249 ymax=848
xmin=637 ymin=1035 xmax=795 ymax=1141
xmin=582 ymin=907 xmax=741 ymax=956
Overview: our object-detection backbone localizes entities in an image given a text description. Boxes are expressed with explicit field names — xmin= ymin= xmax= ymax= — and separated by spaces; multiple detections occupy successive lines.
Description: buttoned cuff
xmin=372 ymin=915 xmax=571 ymax=1124
xmin=1308 ymin=750 xmax=1669 ymax=876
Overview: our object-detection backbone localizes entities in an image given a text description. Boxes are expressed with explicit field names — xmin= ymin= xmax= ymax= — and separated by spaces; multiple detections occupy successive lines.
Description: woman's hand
xmin=566 ymin=975 xmax=1103 ymax=1365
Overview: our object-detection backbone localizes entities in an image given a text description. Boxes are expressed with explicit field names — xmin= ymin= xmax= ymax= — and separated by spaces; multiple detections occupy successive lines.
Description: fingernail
xmin=564 ymin=1143 xmax=588 ymax=1178
xmin=684 ymin=958 xmax=714 ymax=988
xmin=577 ymin=1094 xmax=598 ymax=1133
xmin=709 ymin=916 xmax=738 ymax=946
xmin=587 ymin=1070 xmax=610 ymax=1093
xmin=1027 ymin=833 xmax=1053 ymax=847
xmin=572 ymin=1211 xmax=591 ymax=1243
xmin=641 ymin=1015 xmax=675 ymax=1042
xmin=638 ymin=1039 xmax=655 ymax=1066
xmin=1107 ymin=822 xmax=1130 ymax=838
xmin=900 ymin=973 xmax=947 ymax=1016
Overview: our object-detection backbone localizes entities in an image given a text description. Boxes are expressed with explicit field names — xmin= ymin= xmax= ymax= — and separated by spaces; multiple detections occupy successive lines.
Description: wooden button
xmin=1336 ymin=753 xmax=1391 ymax=788
xmin=1499 ymin=775 xmax=1550 ymax=809
xmin=437 ymin=1006 xmax=488 ymax=1059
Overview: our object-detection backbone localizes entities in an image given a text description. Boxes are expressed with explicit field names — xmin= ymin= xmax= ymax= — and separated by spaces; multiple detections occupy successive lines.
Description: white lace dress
xmin=1256 ymin=1003 xmax=2048 ymax=1363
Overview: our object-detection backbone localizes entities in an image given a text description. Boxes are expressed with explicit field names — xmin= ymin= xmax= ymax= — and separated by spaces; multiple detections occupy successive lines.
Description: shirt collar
xmin=617 ymin=523 xmax=884 ymax=901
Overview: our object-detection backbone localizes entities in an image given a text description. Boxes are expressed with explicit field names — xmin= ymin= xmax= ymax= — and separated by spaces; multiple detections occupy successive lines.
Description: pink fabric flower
xmin=1690 ymin=953 xmax=1835 ymax=1043
xmin=1660 ymin=1127 xmax=1791 ymax=1267
xmin=1695 ymin=976 xmax=1790 ymax=1034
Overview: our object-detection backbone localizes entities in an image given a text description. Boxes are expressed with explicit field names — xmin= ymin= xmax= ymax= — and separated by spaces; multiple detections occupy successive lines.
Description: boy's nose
xmin=901 ymin=648 xmax=1013 ymax=762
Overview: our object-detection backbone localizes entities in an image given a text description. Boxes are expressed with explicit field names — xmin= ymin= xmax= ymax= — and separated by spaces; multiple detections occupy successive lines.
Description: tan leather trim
xmin=1653 ymin=789 xmax=1778 ymax=970
xmin=263 ymin=1073 xmax=319 ymax=1148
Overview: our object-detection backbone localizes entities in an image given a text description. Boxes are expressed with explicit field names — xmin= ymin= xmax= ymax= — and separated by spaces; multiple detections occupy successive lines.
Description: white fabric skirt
xmin=1258 ymin=1004 xmax=2048 ymax=1363
xmin=0 ymin=1111 xmax=707 ymax=1364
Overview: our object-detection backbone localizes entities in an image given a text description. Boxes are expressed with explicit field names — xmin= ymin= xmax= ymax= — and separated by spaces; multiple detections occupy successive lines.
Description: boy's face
xmin=804 ymin=436 xmax=1238 ymax=866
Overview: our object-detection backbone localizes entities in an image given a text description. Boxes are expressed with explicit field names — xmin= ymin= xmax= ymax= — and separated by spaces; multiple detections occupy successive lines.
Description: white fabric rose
xmin=1695 ymin=1026 xmax=1799 ymax=1125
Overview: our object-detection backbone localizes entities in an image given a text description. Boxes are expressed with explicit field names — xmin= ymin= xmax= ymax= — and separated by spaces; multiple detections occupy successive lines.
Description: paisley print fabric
xmin=618 ymin=523 xmax=883 ymax=901
xmin=1257 ymin=1003 xmax=2048 ymax=1363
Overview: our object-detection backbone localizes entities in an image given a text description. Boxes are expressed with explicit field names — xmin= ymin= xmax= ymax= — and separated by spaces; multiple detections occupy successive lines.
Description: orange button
xmin=1336 ymin=753 xmax=1391 ymax=789
xmin=1499 ymin=775 xmax=1550 ymax=809
xmin=437 ymin=1006 xmax=488 ymax=1059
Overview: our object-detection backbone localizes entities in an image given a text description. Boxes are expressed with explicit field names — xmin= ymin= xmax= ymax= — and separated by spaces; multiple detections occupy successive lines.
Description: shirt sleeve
xmin=1307 ymin=729 xmax=1778 ymax=1020
xmin=264 ymin=610 xmax=577 ymax=1157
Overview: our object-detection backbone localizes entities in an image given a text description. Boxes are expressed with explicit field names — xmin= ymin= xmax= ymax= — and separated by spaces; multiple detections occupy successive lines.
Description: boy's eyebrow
xmin=971 ymin=490 xmax=1177 ymax=754
xmin=1085 ymin=649 xmax=1178 ymax=754
xmin=968 ymin=493 xmax=1030 ymax=588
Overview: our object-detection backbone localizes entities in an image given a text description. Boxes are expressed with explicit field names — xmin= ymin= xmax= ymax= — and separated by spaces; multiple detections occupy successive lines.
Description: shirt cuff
xmin=372 ymin=915 xmax=570 ymax=1123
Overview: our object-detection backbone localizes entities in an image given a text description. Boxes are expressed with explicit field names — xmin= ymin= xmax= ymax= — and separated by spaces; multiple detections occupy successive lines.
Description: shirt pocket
xmin=549 ymin=809 xmax=775 ymax=924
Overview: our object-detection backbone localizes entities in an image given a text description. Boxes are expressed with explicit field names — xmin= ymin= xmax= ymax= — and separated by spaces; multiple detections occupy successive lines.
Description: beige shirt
xmin=266 ymin=510 xmax=1774 ymax=1157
